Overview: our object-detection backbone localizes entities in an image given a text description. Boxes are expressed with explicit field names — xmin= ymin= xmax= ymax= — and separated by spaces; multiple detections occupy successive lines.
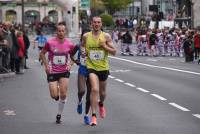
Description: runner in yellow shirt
xmin=81 ymin=16 xmax=117 ymax=126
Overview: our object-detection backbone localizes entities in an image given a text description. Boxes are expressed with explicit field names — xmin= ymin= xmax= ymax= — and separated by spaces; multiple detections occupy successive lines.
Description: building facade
xmin=175 ymin=0 xmax=200 ymax=28
xmin=0 ymin=0 xmax=63 ymax=25
xmin=0 ymin=0 xmax=80 ymax=35
xmin=192 ymin=0 xmax=200 ymax=28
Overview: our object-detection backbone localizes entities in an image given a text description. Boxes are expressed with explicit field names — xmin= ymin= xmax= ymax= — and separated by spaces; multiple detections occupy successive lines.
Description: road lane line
xmin=169 ymin=103 xmax=190 ymax=111
xmin=136 ymin=87 xmax=150 ymax=93
xmin=115 ymin=79 xmax=124 ymax=83
xmin=110 ymin=56 xmax=200 ymax=76
xmin=124 ymin=83 xmax=136 ymax=87
xmin=109 ymin=75 xmax=115 ymax=79
xmin=151 ymin=94 xmax=167 ymax=101
xmin=193 ymin=114 xmax=200 ymax=119
xmin=3 ymin=110 xmax=16 ymax=116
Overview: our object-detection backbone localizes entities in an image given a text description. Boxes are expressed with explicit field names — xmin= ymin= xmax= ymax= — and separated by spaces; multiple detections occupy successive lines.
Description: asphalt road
xmin=0 ymin=43 xmax=200 ymax=134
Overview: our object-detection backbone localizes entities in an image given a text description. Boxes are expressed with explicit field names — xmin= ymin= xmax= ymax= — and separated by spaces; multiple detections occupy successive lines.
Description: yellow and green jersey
xmin=85 ymin=31 xmax=109 ymax=71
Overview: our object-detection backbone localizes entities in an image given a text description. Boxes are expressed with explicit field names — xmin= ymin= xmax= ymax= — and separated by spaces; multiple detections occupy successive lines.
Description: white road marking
xmin=115 ymin=79 xmax=124 ymax=83
xmin=109 ymin=75 xmax=115 ymax=79
xmin=3 ymin=110 xmax=16 ymax=116
xmin=109 ymin=56 xmax=200 ymax=76
xmin=110 ymin=69 xmax=131 ymax=73
xmin=124 ymin=83 xmax=136 ymax=87
xmin=136 ymin=87 xmax=150 ymax=93
xmin=169 ymin=58 xmax=176 ymax=61
xmin=147 ymin=59 xmax=158 ymax=62
xmin=151 ymin=94 xmax=167 ymax=101
xmin=169 ymin=103 xmax=190 ymax=112
xmin=193 ymin=114 xmax=200 ymax=119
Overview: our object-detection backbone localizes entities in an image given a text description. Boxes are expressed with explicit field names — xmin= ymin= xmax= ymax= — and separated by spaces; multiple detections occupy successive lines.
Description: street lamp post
xmin=190 ymin=0 xmax=194 ymax=28
xmin=22 ymin=0 xmax=25 ymax=31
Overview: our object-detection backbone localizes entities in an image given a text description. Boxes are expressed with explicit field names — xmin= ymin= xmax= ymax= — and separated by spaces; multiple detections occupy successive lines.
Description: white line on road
xmin=124 ymin=83 xmax=136 ymax=87
xmin=110 ymin=56 xmax=200 ymax=76
xmin=110 ymin=75 xmax=197 ymax=119
xmin=136 ymin=87 xmax=150 ymax=93
xmin=3 ymin=110 xmax=16 ymax=116
xmin=108 ymin=75 xmax=115 ymax=79
xmin=169 ymin=103 xmax=190 ymax=112
xmin=169 ymin=58 xmax=176 ymax=61
xmin=193 ymin=114 xmax=200 ymax=119
xmin=115 ymin=79 xmax=124 ymax=83
xmin=151 ymin=94 xmax=167 ymax=101
xmin=147 ymin=59 xmax=158 ymax=62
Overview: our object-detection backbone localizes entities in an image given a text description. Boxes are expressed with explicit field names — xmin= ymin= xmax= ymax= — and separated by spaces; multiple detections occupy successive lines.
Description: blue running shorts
xmin=78 ymin=65 xmax=88 ymax=77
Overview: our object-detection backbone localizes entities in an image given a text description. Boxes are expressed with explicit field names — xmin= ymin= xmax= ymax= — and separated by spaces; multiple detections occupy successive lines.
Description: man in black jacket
xmin=122 ymin=29 xmax=133 ymax=56
xmin=183 ymin=34 xmax=193 ymax=62
xmin=23 ymin=30 xmax=30 ymax=69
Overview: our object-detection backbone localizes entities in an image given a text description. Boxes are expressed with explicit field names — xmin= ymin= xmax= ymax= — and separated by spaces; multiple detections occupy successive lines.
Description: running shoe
xmin=77 ymin=102 xmax=82 ymax=114
xmin=56 ymin=114 xmax=61 ymax=124
xmin=90 ymin=116 xmax=97 ymax=126
xmin=55 ymin=96 xmax=59 ymax=101
xmin=84 ymin=115 xmax=90 ymax=125
xmin=99 ymin=103 xmax=106 ymax=118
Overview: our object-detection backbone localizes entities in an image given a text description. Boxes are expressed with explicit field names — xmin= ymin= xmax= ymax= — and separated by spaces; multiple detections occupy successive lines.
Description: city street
xmin=0 ymin=43 xmax=200 ymax=134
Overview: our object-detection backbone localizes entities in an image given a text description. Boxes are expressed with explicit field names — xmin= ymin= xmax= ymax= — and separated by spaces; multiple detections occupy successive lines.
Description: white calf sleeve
xmin=58 ymin=99 xmax=66 ymax=115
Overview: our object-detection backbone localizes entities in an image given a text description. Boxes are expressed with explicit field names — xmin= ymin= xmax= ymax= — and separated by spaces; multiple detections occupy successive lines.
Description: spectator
xmin=1 ymin=21 xmax=13 ymax=70
xmin=149 ymin=29 xmax=157 ymax=56
xmin=23 ymin=30 xmax=30 ymax=69
xmin=121 ymin=29 xmax=134 ymax=56
xmin=16 ymin=31 xmax=25 ymax=74
xmin=193 ymin=30 xmax=200 ymax=62
xmin=10 ymin=26 xmax=19 ymax=72
xmin=183 ymin=34 xmax=193 ymax=62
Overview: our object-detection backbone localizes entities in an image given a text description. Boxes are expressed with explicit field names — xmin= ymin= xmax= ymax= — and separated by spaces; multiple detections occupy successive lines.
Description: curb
xmin=0 ymin=72 xmax=15 ymax=79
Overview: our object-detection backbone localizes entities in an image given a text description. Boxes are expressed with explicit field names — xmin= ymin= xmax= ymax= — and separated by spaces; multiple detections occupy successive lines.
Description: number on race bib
xmin=89 ymin=50 xmax=104 ymax=60
xmin=53 ymin=56 xmax=66 ymax=65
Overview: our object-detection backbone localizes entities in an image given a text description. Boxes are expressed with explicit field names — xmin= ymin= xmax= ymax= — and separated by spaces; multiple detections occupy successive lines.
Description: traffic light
xmin=159 ymin=12 xmax=164 ymax=20
xmin=149 ymin=5 xmax=158 ymax=12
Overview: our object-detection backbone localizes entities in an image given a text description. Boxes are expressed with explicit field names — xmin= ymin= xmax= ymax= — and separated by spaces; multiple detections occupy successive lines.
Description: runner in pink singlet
xmin=40 ymin=22 xmax=75 ymax=124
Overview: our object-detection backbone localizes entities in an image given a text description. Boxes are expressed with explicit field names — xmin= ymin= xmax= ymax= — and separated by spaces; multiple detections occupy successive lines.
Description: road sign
xmin=80 ymin=0 xmax=90 ymax=9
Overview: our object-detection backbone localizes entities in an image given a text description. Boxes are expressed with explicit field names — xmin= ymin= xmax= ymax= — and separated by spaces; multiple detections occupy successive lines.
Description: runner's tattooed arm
xmin=99 ymin=33 xmax=117 ymax=55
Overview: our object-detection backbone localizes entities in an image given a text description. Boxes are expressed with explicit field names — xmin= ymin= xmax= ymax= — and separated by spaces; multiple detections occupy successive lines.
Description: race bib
xmin=89 ymin=50 xmax=104 ymax=60
xmin=53 ymin=56 xmax=66 ymax=65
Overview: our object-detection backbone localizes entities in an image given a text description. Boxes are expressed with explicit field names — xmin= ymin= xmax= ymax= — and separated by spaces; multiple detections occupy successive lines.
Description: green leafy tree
xmin=101 ymin=0 xmax=132 ymax=15
xmin=90 ymin=0 xmax=105 ymax=16
xmin=100 ymin=13 xmax=115 ymax=27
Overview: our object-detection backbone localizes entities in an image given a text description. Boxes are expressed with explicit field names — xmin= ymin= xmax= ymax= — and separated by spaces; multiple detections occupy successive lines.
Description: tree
xmin=100 ymin=13 xmax=115 ymax=27
xmin=90 ymin=0 xmax=105 ymax=16
xmin=101 ymin=0 xmax=132 ymax=15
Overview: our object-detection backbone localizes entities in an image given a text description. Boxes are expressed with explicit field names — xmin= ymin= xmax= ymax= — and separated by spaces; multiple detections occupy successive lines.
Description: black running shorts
xmin=47 ymin=72 xmax=70 ymax=82
xmin=88 ymin=69 xmax=110 ymax=81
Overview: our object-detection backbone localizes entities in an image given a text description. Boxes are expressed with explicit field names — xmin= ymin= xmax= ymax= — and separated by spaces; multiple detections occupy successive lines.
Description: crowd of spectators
xmin=0 ymin=21 xmax=30 ymax=74
xmin=111 ymin=26 xmax=200 ymax=64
